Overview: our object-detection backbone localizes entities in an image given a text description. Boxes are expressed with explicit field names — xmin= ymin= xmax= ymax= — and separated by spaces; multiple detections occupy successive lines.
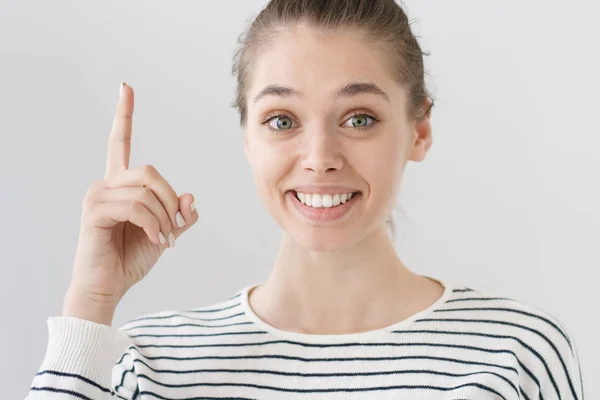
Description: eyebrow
xmin=252 ymin=82 xmax=391 ymax=103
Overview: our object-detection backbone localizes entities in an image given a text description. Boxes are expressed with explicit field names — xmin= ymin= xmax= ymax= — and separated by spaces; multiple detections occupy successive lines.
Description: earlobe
xmin=409 ymin=117 xmax=432 ymax=162
xmin=409 ymin=141 xmax=425 ymax=162
xmin=423 ymin=135 xmax=433 ymax=152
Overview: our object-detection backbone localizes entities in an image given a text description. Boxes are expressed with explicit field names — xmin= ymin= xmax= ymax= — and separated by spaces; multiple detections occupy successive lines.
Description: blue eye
xmin=262 ymin=112 xmax=379 ymax=133
xmin=266 ymin=115 xmax=295 ymax=131
xmin=343 ymin=114 xmax=375 ymax=129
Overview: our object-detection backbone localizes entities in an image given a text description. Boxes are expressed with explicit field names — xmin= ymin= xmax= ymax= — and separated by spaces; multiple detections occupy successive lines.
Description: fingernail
xmin=190 ymin=201 xmax=195 ymax=213
xmin=119 ymin=82 xmax=125 ymax=101
xmin=168 ymin=232 xmax=175 ymax=247
xmin=158 ymin=232 xmax=167 ymax=245
xmin=176 ymin=211 xmax=185 ymax=227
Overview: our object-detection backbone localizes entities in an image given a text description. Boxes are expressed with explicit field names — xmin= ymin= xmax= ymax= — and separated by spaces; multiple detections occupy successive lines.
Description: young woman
xmin=27 ymin=0 xmax=584 ymax=399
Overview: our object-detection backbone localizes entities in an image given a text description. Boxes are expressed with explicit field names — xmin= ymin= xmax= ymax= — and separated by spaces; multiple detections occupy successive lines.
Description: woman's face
xmin=244 ymin=23 xmax=432 ymax=252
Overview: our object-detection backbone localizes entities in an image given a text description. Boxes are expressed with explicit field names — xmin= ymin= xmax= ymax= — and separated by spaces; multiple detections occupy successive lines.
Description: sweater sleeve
xmin=538 ymin=321 xmax=585 ymax=400
xmin=562 ymin=331 xmax=585 ymax=400
xmin=25 ymin=317 xmax=140 ymax=400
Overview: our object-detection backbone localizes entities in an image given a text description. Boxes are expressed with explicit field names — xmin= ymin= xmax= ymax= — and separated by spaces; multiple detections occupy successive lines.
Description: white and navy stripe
xmin=27 ymin=282 xmax=584 ymax=399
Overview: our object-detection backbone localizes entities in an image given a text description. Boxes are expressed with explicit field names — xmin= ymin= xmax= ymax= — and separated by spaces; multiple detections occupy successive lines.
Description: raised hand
xmin=62 ymin=83 xmax=198 ymax=326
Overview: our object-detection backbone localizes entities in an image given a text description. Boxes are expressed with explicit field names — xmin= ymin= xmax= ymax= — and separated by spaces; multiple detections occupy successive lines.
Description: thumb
xmin=172 ymin=193 xmax=198 ymax=239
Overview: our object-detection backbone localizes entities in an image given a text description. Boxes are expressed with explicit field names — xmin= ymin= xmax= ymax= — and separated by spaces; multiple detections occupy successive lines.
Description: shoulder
xmin=116 ymin=287 xmax=249 ymax=334
xmin=439 ymin=284 xmax=584 ymax=398
xmin=441 ymin=284 xmax=576 ymax=353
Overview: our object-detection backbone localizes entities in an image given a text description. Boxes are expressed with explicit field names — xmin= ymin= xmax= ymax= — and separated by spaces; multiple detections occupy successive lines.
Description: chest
xmin=131 ymin=341 xmax=525 ymax=399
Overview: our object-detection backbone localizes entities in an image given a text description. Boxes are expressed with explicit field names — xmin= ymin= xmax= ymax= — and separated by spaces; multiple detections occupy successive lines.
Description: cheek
xmin=249 ymin=138 xmax=295 ymax=193
xmin=352 ymin=136 xmax=404 ymax=194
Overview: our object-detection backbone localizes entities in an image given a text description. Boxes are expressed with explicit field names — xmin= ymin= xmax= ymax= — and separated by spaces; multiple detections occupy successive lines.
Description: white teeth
xmin=311 ymin=194 xmax=323 ymax=208
xmin=296 ymin=191 xmax=357 ymax=208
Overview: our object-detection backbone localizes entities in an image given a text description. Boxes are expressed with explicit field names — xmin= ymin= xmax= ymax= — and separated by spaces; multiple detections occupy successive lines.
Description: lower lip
xmin=287 ymin=191 xmax=360 ymax=222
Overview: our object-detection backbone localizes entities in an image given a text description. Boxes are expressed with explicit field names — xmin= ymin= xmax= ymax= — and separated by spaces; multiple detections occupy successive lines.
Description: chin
xmin=292 ymin=227 xmax=362 ymax=252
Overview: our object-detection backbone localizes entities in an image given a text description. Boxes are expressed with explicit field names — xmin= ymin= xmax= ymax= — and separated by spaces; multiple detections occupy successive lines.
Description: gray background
xmin=1 ymin=0 xmax=598 ymax=398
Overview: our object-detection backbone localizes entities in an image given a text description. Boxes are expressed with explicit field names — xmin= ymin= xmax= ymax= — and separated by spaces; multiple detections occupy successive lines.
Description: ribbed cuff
xmin=40 ymin=316 xmax=133 ymax=389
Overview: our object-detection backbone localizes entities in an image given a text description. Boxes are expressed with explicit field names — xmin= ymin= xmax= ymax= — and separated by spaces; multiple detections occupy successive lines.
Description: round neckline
xmin=240 ymin=276 xmax=453 ymax=343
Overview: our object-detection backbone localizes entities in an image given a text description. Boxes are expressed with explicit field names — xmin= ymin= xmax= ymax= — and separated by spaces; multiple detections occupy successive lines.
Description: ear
xmin=409 ymin=99 xmax=433 ymax=162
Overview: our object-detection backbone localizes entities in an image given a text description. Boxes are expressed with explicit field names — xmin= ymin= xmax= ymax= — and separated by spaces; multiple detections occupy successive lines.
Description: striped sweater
xmin=27 ymin=280 xmax=584 ymax=399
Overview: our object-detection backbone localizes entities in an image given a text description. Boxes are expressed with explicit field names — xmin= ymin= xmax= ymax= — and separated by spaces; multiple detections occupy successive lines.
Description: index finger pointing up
xmin=105 ymin=82 xmax=135 ymax=179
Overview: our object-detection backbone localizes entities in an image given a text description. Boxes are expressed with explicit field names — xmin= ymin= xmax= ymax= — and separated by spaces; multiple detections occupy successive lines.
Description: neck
xmin=250 ymin=226 xmax=433 ymax=334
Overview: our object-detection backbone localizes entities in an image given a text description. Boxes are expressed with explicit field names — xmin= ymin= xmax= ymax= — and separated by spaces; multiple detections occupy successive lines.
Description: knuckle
xmin=110 ymin=128 xmax=131 ymax=141
xmin=85 ymin=181 xmax=104 ymax=199
xmin=142 ymin=164 xmax=158 ymax=178
xmin=80 ymin=204 xmax=100 ymax=228
xmin=137 ymin=186 xmax=154 ymax=203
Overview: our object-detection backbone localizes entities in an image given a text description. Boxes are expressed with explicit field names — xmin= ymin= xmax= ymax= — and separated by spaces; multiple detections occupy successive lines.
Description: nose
xmin=300 ymin=126 xmax=344 ymax=174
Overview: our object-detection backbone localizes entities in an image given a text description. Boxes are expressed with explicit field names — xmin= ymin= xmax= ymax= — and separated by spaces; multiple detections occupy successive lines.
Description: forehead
xmin=247 ymin=23 xmax=404 ymax=104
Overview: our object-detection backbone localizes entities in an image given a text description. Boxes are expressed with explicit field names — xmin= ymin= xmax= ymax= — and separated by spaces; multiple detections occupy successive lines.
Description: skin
xmin=63 ymin=83 xmax=198 ymax=326
xmin=243 ymin=23 xmax=444 ymax=335
xmin=62 ymin=23 xmax=442 ymax=332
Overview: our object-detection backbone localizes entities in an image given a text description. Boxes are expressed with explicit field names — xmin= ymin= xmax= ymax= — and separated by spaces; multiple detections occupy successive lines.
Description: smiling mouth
xmin=290 ymin=190 xmax=361 ymax=208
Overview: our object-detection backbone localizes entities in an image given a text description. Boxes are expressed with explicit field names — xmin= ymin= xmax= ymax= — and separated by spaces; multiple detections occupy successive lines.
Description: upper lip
xmin=290 ymin=185 xmax=360 ymax=195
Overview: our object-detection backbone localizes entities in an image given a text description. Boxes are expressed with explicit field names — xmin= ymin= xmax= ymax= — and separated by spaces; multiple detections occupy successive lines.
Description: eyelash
xmin=261 ymin=112 xmax=380 ymax=133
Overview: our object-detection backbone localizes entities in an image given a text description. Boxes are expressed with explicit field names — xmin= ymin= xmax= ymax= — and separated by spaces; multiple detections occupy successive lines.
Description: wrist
xmin=62 ymin=289 xmax=118 ymax=326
